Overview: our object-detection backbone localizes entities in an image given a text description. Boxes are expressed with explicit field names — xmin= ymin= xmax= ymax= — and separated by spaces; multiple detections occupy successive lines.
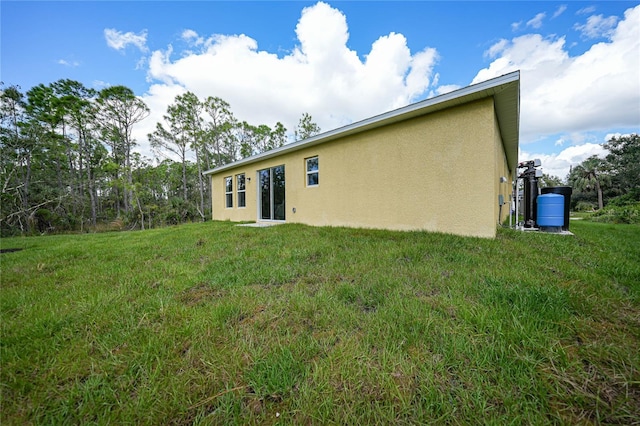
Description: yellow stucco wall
xmin=210 ymin=97 xmax=512 ymax=238
xmin=494 ymin=113 xmax=512 ymax=226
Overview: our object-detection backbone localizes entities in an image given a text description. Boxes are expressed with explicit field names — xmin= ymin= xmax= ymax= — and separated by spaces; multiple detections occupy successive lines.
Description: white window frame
xmin=224 ymin=176 xmax=233 ymax=208
xmin=306 ymin=156 xmax=319 ymax=187
xmin=236 ymin=173 xmax=246 ymax=208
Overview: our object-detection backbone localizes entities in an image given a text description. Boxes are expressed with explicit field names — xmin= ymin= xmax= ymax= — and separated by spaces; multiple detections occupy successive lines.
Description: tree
xmin=176 ymin=92 xmax=207 ymax=219
xmin=604 ymin=134 xmax=639 ymax=200
xmin=202 ymin=96 xmax=235 ymax=167
xmin=270 ymin=122 xmax=288 ymax=149
xmin=25 ymin=83 xmax=67 ymax=202
xmin=161 ymin=92 xmax=208 ymax=218
xmin=148 ymin=102 xmax=191 ymax=204
xmin=294 ymin=112 xmax=321 ymax=141
xmin=237 ymin=121 xmax=258 ymax=159
xmin=234 ymin=121 xmax=288 ymax=159
xmin=569 ymin=156 xmax=609 ymax=210
xmin=539 ymin=173 xmax=564 ymax=188
xmin=96 ymin=86 xmax=149 ymax=217
xmin=23 ymin=83 xmax=80 ymax=232
xmin=53 ymin=79 xmax=101 ymax=227
xmin=0 ymin=84 xmax=30 ymax=233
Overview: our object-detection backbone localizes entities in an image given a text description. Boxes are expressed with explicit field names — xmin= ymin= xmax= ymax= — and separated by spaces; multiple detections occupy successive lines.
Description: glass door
xmin=259 ymin=169 xmax=271 ymax=220
xmin=258 ymin=165 xmax=285 ymax=221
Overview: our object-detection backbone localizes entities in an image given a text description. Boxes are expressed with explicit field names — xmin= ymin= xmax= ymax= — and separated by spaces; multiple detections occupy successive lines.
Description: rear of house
xmin=204 ymin=72 xmax=519 ymax=238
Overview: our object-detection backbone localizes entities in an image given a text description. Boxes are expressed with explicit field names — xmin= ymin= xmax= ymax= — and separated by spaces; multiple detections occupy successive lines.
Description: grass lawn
xmin=1 ymin=221 xmax=639 ymax=424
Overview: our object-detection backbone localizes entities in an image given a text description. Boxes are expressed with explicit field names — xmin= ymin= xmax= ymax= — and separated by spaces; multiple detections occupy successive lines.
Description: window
xmin=236 ymin=174 xmax=246 ymax=208
xmin=225 ymin=176 xmax=233 ymax=208
xmin=306 ymin=156 xmax=319 ymax=186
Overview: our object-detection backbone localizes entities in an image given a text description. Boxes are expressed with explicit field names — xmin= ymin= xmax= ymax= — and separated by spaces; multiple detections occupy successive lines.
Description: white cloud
xmin=575 ymin=14 xmax=619 ymax=39
xmin=511 ymin=21 xmax=522 ymax=32
xmin=552 ymin=5 xmax=567 ymax=19
xmin=181 ymin=29 xmax=197 ymax=40
xmin=605 ymin=132 xmax=623 ymax=141
xmin=430 ymin=84 xmax=461 ymax=97
xmin=136 ymin=83 xmax=187 ymax=160
xmin=181 ymin=29 xmax=204 ymax=46
xmin=104 ymin=28 xmax=148 ymax=52
xmin=57 ymin=59 xmax=79 ymax=67
xmin=485 ymin=39 xmax=508 ymax=58
xmin=92 ymin=80 xmax=109 ymax=89
xmin=473 ymin=4 xmax=640 ymax=144
xmin=520 ymin=143 xmax=606 ymax=179
xmin=577 ymin=6 xmax=597 ymax=15
xmin=137 ymin=1 xmax=438 ymax=154
xmin=527 ymin=13 xmax=546 ymax=29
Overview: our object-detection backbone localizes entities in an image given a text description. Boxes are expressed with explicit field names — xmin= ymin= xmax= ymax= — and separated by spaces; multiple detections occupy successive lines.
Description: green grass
xmin=1 ymin=221 xmax=639 ymax=424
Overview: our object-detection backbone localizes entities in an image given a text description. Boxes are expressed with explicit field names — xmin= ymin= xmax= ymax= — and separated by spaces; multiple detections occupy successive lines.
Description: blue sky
xmin=2 ymin=1 xmax=639 ymax=178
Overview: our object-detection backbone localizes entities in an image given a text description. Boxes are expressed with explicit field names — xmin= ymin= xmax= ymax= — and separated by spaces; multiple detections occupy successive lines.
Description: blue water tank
xmin=541 ymin=186 xmax=573 ymax=230
xmin=537 ymin=193 xmax=564 ymax=228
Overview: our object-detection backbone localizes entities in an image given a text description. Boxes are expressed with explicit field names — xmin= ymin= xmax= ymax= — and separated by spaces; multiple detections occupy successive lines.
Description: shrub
xmin=589 ymin=202 xmax=640 ymax=224
xmin=574 ymin=201 xmax=596 ymax=212
xmin=607 ymin=193 xmax=639 ymax=207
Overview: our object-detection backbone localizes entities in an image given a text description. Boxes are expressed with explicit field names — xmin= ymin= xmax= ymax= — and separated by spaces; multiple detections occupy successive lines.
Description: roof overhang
xmin=204 ymin=71 xmax=520 ymax=176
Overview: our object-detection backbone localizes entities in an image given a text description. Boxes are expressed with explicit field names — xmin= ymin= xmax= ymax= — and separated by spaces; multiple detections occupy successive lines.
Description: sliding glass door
xmin=258 ymin=165 xmax=285 ymax=221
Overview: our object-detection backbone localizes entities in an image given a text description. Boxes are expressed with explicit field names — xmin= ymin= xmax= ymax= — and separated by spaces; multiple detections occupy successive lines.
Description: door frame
xmin=256 ymin=165 xmax=286 ymax=222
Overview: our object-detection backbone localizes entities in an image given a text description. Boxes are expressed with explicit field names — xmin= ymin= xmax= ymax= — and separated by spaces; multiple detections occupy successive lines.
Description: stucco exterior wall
xmin=494 ymin=114 xmax=512 ymax=226
xmin=211 ymin=97 xmax=508 ymax=238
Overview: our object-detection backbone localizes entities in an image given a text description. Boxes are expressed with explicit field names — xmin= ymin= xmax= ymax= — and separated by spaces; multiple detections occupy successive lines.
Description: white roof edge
xmin=204 ymin=71 xmax=520 ymax=176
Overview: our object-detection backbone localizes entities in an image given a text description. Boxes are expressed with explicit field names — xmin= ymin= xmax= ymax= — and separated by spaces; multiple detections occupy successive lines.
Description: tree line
xmin=0 ymin=81 xmax=321 ymax=236
xmin=538 ymin=134 xmax=639 ymax=211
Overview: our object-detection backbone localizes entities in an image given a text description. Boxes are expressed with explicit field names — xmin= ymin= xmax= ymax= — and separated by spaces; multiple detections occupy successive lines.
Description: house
xmin=203 ymin=71 xmax=519 ymax=238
